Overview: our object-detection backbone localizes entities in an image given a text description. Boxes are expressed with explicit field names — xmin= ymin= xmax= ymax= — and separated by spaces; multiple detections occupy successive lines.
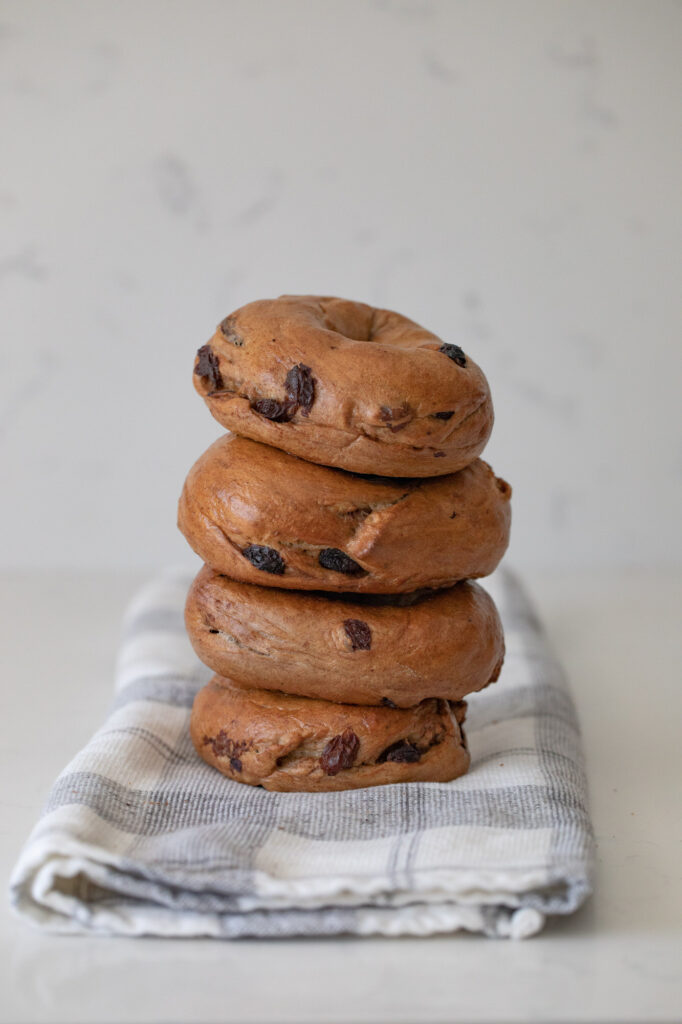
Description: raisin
xmin=194 ymin=345 xmax=223 ymax=390
xmin=432 ymin=410 xmax=454 ymax=420
xmin=207 ymin=731 xmax=232 ymax=756
xmin=285 ymin=363 xmax=315 ymax=416
xmin=242 ymin=544 xmax=285 ymax=575
xmin=208 ymin=628 xmax=219 ymax=634
xmin=434 ymin=451 xmax=446 ymax=458
xmin=380 ymin=697 xmax=397 ymax=708
xmin=320 ymin=728 xmax=360 ymax=775
xmin=204 ymin=731 xmax=250 ymax=771
xmin=379 ymin=404 xmax=409 ymax=422
xmin=251 ymin=398 xmax=295 ymax=422
xmin=378 ymin=739 xmax=421 ymax=764
xmin=318 ymin=548 xmax=366 ymax=575
xmin=343 ymin=619 xmax=372 ymax=651
xmin=219 ymin=315 xmax=244 ymax=347
xmin=439 ymin=343 xmax=467 ymax=367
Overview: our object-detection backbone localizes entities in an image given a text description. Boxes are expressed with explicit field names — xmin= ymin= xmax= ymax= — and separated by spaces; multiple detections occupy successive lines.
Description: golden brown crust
xmin=190 ymin=677 xmax=470 ymax=791
xmin=178 ymin=434 xmax=511 ymax=593
xmin=193 ymin=295 xmax=493 ymax=477
xmin=185 ymin=566 xmax=504 ymax=707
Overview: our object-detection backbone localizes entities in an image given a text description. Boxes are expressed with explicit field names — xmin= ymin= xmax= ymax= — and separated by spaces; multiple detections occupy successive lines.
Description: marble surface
xmin=1 ymin=0 xmax=681 ymax=574
xmin=1 ymin=568 xmax=680 ymax=1023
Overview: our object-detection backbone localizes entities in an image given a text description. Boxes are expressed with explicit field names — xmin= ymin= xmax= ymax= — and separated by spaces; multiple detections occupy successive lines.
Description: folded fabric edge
xmin=9 ymin=838 xmax=591 ymax=941
xmin=10 ymin=882 xmax=547 ymax=940
xmin=10 ymin=821 xmax=592 ymax=904
xmin=8 ymin=564 xmax=593 ymax=943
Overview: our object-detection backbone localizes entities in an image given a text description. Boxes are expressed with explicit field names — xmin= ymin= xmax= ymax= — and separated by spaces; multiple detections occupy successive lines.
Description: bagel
xmin=190 ymin=677 xmax=470 ymax=791
xmin=193 ymin=295 xmax=493 ymax=476
xmin=178 ymin=434 xmax=511 ymax=593
xmin=185 ymin=566 xmax=504 ymax=708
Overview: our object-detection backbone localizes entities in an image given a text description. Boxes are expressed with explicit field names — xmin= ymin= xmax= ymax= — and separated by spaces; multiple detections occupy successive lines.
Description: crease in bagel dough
xmin=205 ymin=510 xmax=372 ymax=582
xmin=185 ymin=567 xmax=505 ymax=708
xmin=193 ymin=500 xmax=375 ymax=582
xmin=190 ymin=678 xmax=470 ymax=790
xmin=274 ymin=722 xmax=446 ymax=771
xmin=212 ymin=629 xmax=271 ymax=658
xmin=202 ymin=391 xmax=492 ymax=476
xmin=178 ymin=436 xmax=511 ymax=593
xmin=210 ymin=608 xmax=351 ymax=672
xmin=210 ymin=387 xmax=490 ymax=454
xmin=349 ymin=394 xmax=491 ymax=449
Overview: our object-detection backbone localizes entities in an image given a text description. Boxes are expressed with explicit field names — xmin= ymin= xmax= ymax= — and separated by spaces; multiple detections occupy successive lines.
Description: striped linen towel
xmin=10 ymin=567 xmax=594 ymax=939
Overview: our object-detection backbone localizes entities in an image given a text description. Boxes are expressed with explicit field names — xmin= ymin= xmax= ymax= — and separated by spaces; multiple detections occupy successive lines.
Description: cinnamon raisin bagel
xmin=178 ymin=434 xmax=511 ymax=593
xmin=185 ymin=566 xmax=504 ymax=708
xmin=193 ymin=295 xmax=493 ymax=476
xmin=190 ymin=677 xmax=470 ymax=791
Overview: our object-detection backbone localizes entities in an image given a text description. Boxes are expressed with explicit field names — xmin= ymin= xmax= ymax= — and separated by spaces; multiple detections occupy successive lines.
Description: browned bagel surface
xmin=178 ymin=434 xmax=511 ymax=593
xmin=185 ymin=566 xmax=504 ymax=707
xmin=190 ymin=677 xmax=470 ymax=791
xmin=193 ymin=295 xmax=493 ymax=476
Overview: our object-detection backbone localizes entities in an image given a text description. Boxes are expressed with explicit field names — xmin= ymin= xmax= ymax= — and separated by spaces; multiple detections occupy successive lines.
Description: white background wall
xmin=1 ymin=0 xmax=680 ymax=572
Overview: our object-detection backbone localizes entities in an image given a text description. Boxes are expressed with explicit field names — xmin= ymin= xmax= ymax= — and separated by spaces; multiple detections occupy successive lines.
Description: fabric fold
xmin=10 ymin=567 xmax=594 ymax=939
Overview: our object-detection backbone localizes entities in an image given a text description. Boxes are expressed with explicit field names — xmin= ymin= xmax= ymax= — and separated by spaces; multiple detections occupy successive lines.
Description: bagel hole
xmin=322 ymin=305 xmax=375 ymax=343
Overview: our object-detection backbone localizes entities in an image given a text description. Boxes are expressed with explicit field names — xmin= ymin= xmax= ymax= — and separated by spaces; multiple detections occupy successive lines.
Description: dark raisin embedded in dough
xmin=208 ymin=628 xmax=219 ymax=634
xmin=434 ymin=451 xmax=446 ymax=458
xmin=219 ymin=315 xmax=244 ymax=346
xmin=318 ymin=548 xmax=366 ymax=575
xmin=205 ymin=731 xmax=249 ymax=772
xmin=379 ymin=403 xmax=410 ymax=422
xmin=343 ymin=618 xmax=372 ymax=651
xmin=381 ymin=697 xmax=397 ymax=708
xmin=251 ymin=398 xmax=295 ymax=422
xmin=439 ymin=343 xmax=467 ymax=367
xmin=194 ymin=345 xmax=223 ymax=390
xmin=432 ymin=410 xmax=454 ymax=420
xmin=207 ymin=730 xmax=232 ymax=756
xmin=379 ymin=404 xmax=411 ymax=432
xmin=377 ymin=739 xmax=421 ymax=764
xmin=320 ymin=728 xmax=360 ymax=776
xmin=285 ymin=363 xmax=315 ymax=416
xmin=242 ymin=544 xmax=286 ymax=575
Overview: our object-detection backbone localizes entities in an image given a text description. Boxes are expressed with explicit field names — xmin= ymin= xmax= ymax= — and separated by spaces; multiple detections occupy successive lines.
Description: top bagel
xmin=193 ymin=295 xmax=493 ymax=476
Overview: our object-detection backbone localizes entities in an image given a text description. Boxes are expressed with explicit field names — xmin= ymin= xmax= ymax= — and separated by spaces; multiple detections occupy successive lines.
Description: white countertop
xmin=1 ymin=568 xmax=680 ymax=1024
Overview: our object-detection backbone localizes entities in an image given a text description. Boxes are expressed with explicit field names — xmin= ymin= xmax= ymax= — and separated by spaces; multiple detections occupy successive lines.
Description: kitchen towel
xmin=10 ymin=567 xmax=594 ymax=940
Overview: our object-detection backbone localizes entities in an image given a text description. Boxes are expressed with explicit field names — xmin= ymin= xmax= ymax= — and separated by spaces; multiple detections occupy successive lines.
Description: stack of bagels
xmin=179 ymin=295 xmax=511 ymax=792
